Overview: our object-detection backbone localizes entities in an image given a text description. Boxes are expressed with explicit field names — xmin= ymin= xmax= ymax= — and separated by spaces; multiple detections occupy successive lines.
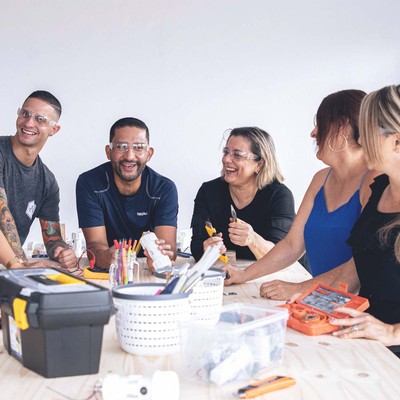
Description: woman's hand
xmin=228 ymin=219 xmax=255 ymax=247
xmin=221 ymin=264 xmax=246 ymax=286
xmin=330 ymin=307 xmax=395 ymax=346
xmin=203 ymin=233 xmax=226 ymax=255
xmin=28 ymin=259 xmax=59 ymax=268
xmin=260 ymin=280 xmax=302 ymax=301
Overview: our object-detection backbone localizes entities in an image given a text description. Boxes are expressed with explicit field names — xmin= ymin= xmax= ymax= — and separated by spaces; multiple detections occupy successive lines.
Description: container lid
xmin=112 ymin=283 xmax=191 ymax=300
xmin=181 ymin=303 xmax=288 ymax=332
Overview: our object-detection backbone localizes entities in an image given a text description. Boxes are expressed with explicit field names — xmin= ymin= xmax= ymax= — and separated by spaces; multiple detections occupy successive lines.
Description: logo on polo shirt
xmin=25 ymin=201 xmax=36 ymax=220
xmin=137 ymin=212 xmax=148 ymax=216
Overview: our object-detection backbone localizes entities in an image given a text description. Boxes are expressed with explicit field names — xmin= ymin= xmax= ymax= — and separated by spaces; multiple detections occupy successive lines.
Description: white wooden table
xmin=1 ymin=260 xmax=399 ymax=399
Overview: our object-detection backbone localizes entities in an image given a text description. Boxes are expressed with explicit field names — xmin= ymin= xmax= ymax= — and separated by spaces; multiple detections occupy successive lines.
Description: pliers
xmin=205 ymin=219 xmax=228 ymax=263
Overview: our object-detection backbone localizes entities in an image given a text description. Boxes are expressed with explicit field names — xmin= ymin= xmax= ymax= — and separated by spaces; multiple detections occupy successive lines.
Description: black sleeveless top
xmin=348 ymin=174 xmax=400 ymax=325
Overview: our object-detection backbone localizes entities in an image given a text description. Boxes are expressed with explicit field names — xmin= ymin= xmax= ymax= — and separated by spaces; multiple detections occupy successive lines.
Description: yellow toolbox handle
xmin=12 ymin=298 xmax=29 ymax=330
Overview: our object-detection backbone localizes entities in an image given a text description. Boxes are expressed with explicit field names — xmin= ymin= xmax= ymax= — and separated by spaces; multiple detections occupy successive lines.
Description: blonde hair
xmin=222 ymin=127 xmax=284 ymax=189
xmin=359 ymin=85 xmax=400 ymax=261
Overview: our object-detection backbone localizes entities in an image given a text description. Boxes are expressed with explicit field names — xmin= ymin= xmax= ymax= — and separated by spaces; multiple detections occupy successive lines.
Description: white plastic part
xmin=139 ymin=232 xmax=172 ymax=271
xmin=101 ymin=371 xmax=179 ymax=400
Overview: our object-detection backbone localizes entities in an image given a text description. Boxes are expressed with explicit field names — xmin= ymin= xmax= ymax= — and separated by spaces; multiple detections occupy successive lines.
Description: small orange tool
xmin=237 ymin=376 xmax=296 ymax=398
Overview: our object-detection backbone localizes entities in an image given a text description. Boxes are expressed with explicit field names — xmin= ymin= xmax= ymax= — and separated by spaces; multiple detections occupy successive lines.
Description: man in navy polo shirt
xmin=76 ymin=117 xmax=178 ymax=269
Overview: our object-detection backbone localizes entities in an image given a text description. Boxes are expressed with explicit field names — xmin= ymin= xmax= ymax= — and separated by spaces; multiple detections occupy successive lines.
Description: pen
xmin=135 ymin=237 xmax=142 ymax=254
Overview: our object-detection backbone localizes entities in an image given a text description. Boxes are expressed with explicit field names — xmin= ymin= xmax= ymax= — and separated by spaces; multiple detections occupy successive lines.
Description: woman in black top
xmin=190 ymin=127 xmax=295 ymax=261
xmin=324 ymin=85 xmax=400 ymax=348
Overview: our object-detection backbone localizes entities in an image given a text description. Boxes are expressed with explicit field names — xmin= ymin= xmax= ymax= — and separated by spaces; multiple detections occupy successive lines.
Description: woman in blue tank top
xmin=223 ymin=89 xmax=378 ymax=300
xmin=303 ymin=167 xmax=366 ymax=276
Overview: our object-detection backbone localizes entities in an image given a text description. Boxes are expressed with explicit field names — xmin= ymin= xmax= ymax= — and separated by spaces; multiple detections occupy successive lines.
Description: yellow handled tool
xmin=237 ymin=376 xmax=296 ymax=398
xmin=205 ymin=219 xmax=228 ymax=263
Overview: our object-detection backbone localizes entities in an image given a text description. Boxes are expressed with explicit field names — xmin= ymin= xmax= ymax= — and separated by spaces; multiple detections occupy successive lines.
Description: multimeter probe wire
xmin=66 ymin=248 xmax=96 ymax=276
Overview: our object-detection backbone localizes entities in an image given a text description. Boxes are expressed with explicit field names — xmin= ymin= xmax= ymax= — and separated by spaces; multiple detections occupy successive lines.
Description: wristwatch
xmin=5 ymin=256 xmax=28 ymax=269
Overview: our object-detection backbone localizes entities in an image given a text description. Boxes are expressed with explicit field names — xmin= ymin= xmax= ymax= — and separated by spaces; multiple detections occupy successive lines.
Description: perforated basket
xmin=154 ymin=268 xmax=225 ymax=323
xmin=112 ymin=284 xmax=191 ymax=356
xmin=188 ymin=270 xmax=224 ymax=323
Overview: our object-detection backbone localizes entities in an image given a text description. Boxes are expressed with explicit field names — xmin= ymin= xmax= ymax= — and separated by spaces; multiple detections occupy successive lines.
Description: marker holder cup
xmin=112 ymin=284 xmax=191 ymax=356
xmin=109 ymin=251 xmax=139 ymax=287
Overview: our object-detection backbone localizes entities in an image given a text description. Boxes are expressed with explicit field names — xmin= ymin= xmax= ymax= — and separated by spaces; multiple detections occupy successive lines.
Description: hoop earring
xmin=328 ymin=133 xmax=348 ymax=153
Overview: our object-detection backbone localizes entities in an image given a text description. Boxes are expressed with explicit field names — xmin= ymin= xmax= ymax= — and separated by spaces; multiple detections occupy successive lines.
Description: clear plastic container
xmin=179 ymin=303 xmax=288 ymax=385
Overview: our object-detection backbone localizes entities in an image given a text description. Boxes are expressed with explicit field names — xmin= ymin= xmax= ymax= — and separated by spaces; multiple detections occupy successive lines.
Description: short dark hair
xmin=109 ymin=117 xmax=149 ymax=143
xmin=315 ymin=89 xmax=366 ymax=150
xmin=25 ymin=90 xmax=62 ymax=118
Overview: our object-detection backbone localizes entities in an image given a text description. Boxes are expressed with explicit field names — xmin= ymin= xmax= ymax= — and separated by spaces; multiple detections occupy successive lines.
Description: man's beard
xmin=113 ymin=159 xmax=146 ymax=182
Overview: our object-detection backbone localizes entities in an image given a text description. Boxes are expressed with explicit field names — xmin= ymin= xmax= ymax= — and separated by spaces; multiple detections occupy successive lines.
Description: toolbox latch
xmin=12 ymin=298 xmax=30 ymax=330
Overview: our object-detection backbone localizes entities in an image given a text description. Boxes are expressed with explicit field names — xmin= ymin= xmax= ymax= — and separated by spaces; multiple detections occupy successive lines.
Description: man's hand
xmin=53 ymin=246 xmax=77 ymax=269
xmin=145 ymin=239 xmax=173 ymax=273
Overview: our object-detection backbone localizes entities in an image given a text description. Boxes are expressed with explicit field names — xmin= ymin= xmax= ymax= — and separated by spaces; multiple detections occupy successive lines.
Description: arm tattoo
xmin=0 ymin=190 xmax=27 ymax=261
xmin=41 ymin=220 xmax=69 ymax=260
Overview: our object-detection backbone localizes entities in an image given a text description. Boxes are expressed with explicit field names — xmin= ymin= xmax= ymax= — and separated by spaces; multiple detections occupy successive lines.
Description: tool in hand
xmin=237 ymin=375 xmax=296 ymax=398
xmin=230 ymin=204 xmax=238 ymax=223
xmin=180 ymin=243 xmax=222 ymax=293
xmin=205 ymin=219 xmax=228 ymax=263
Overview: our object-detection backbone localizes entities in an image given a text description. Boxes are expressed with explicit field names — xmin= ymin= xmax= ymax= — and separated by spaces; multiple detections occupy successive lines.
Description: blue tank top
xmin=303 ymin=169 xmax=365 ymax=277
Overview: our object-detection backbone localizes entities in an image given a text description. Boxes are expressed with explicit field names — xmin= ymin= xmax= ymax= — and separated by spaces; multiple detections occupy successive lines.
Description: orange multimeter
xmin=280 ymin=283 xmax=370 ymax=336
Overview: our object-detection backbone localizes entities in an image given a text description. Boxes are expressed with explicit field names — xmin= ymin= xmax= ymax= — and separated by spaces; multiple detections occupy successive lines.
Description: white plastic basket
xmin=112 ymin=284 xmax=191 ymax=356
xmin=188 ymin=270 xmax=224 ymax=323
xmin=154 ymin=268 xmax=225 ymax=323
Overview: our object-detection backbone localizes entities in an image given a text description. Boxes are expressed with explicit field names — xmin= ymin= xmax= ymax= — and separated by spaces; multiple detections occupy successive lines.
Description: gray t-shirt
xmin=0 ymin=136 xmax=60 ymax=244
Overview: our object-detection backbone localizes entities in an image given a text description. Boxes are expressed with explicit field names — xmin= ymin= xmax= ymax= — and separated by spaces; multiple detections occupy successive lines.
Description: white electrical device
xmin=101 ymin=371 xmax=179 ymax=400
xmin=139 ymin=232 xmax=172 ymax=272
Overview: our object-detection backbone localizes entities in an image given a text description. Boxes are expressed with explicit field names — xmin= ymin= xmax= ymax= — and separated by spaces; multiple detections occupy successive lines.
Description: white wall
xmin=0 ymin=0 xmax=399 ymax=244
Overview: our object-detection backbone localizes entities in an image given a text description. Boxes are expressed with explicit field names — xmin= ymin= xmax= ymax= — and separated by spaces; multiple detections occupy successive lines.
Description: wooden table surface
xmin=1 ymin=259 xmax=400 ymax=400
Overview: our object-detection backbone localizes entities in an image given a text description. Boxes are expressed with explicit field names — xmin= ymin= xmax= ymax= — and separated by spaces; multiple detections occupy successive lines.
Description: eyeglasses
xmin=17 ymin=108 xmax=58 ymax=127
xmin=313 ymin=114 xmax=317 ymax=127
xmin=109 ymin=142 xmax=149 ymax=155
xmin=222 ymin=147 xmax=258 ymax=161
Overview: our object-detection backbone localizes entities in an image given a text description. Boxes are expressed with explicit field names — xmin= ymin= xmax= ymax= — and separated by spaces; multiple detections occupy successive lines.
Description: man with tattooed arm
xmin=0 ymin=90 xmax=76 ymax=269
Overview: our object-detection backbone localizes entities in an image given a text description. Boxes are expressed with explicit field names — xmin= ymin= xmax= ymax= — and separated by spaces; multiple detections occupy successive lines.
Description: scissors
xmin=205 ymin=219 xmax=228 ymax=263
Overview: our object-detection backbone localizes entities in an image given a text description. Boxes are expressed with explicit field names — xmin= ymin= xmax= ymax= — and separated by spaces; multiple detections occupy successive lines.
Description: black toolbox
xmin=0 ymin=267 xmax=113 ymax=378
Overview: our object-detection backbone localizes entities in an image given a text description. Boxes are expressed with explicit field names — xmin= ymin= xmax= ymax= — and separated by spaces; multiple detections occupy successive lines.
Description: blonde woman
xmin=190 ymin=127 xmax=296 ymax=262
